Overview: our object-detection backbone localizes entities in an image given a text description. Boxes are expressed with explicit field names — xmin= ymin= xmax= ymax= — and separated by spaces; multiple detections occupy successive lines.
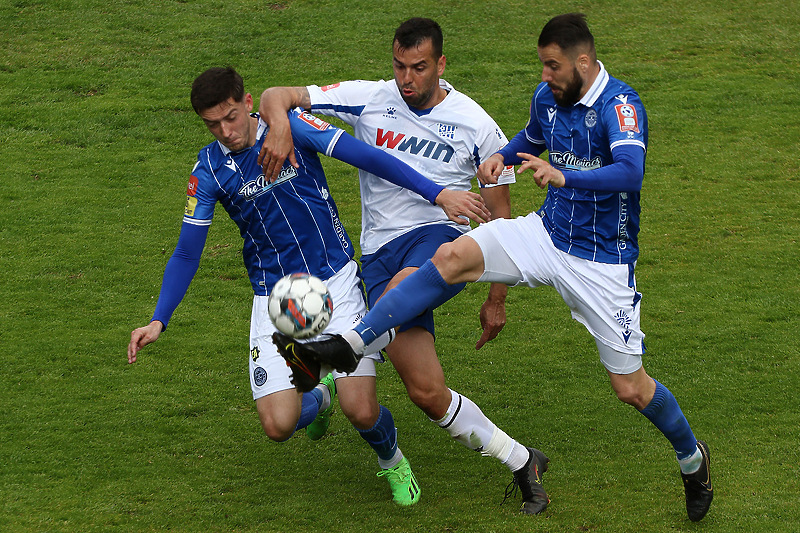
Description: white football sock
xmin=342 ymin=329 xmax=366 ymax=354
xmin=679 ymin=446 xmax=702 ymax=474
xmin=377 ymin=448 xmax=404 ymax=470
xmin=361 ymin=329 xmax=395 ymax=356
xmin=434 ymin=389 xmax=526 ymax=471
xmin=314 ymin=379 xmax=332 ymax=411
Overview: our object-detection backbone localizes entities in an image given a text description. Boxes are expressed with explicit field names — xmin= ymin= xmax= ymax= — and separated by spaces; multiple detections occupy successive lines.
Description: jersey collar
xmin=578 ymin=60 xmax=609 ymax=108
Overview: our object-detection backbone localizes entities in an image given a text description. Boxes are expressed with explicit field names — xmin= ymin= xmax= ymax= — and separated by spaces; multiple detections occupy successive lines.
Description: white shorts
xmin=468 ymin=213 xmax=645 ymax=374
xmin=249 ymin=260 xmax=380 ymax=400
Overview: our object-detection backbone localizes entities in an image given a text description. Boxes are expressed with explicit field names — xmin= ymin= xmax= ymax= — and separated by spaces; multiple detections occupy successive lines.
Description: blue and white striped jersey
xmin=507 ymin=62 xmax=648 ymax=264
xmin=184 ymin=109 xmax=353 ymax=295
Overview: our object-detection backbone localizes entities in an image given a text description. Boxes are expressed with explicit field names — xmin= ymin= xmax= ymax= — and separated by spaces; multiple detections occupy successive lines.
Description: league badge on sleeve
xmin=298 ymin=111 xmax=331 ymax=131
xmin=615 ymin=103 xmax=640 ymax=133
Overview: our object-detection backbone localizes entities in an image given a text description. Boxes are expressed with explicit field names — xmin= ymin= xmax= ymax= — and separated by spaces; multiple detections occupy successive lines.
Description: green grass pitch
xmin=1 ymin=0 xmax=798 ymax=531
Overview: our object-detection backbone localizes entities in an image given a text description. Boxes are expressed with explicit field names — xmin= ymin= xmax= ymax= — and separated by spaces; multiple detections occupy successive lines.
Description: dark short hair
xmin=538 ymin=13 xmax=595 ymax=55
xmin=394 ymin=17 xmax=443 ymax=58
xmin=190 ymin=67 xmax=244 ymax=114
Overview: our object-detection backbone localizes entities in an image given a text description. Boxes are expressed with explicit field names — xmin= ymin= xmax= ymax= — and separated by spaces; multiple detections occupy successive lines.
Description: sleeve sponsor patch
xmin=187 ymin=175 xmax=199 ymax=196
xmin=298 ymin=111 xmax=331 ymax=131
xmin=320 ymin=82 xmax=341 ymax=92
xmin=184 ymin=196 xmax=197 ymax=217
xmin=615 ymin=104 xmax=640 ymax=133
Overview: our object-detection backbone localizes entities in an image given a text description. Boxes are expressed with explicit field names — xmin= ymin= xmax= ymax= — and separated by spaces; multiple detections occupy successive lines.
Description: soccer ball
xmin=268 ymin=273 xmax=333 ymax=339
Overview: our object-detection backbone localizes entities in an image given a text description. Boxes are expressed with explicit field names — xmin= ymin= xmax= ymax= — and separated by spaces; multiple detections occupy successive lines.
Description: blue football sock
xmin=354 ymin=260 xmax=451 ymax=346
xmin=639 ymin=380 xmax=698 ymax=459
xmin=356 ymin=405 xmax=399 ymax=463
xmin=294 ymin=389 xmax=323 ymax=433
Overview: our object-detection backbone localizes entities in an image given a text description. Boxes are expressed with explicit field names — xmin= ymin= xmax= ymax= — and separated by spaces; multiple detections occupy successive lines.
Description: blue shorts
xmin=360 ymin=224 xmax=466 ymax=336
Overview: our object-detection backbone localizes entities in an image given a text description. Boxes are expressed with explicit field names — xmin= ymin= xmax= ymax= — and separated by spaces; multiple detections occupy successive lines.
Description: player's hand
xmin=257 ymin=120 xmax=298 ymax=182
xmin=476 ymin=284 xmax=507 ymax=350
xmin=127 ymin=321 xmax=163 ymax=364
xmin=477 ymin=153 xmax=506 ymax=186
xmin=435 ymin=189 xmax=491 ymax=225
xmin=517 ymin=152 xmax=565 ymax=189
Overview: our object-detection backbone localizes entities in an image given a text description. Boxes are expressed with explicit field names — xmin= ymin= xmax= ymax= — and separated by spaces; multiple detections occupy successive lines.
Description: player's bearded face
xmin=538 ymin=44 xmax=585 ymax=107
xmin=551 ymin=67 xmax=583 ymax=107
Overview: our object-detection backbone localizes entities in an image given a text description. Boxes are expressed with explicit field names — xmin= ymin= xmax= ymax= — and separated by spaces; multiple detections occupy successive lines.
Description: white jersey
xmin=308 ymin=79 xmax=515 ymax=255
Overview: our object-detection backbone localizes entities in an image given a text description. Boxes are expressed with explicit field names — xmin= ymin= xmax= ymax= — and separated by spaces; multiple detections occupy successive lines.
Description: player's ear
xmin=437 ymin=55 xmax=446 ymax=76
xmin=578 ymin=54 xmax=589 ymax=72
xmin=244 ymin=93 xmax=254 ymax=112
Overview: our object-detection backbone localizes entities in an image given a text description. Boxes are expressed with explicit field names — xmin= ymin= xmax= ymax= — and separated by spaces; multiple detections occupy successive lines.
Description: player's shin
xmin=294 ymin=389 xmax=324 ymax=432
xmin=356 ymin=405 xmax=401 ymax=467
xmin=434 ymin=389 xmax=529 ymax=471
xmin=639 ymin=380 xmax=700 ymax=470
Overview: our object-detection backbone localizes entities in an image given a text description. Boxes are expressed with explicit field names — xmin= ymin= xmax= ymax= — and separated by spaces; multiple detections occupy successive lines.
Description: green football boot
xmin=306 ymin=373 xmax=336 ymax=440
xmin=376 ymin=457 xmax=421 ymax=506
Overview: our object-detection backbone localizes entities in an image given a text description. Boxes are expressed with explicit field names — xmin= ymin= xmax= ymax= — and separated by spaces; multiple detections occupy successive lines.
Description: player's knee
xmin=261 ymin=424 xmax=294 ymax=442
xmin=340 ymin=401 xmax=379 ymax=430
xmin=613 ymin=384 xmax=649 ymax=410
xmin=259 ymin=418 xmax=295 ymax=442
xmin=431 ymin=242 xmax=465 ymax=282
xmin=406 ymin=384 xmax=448 ymax=419
xmin=432 ymin=240 xmax=480 ymax=284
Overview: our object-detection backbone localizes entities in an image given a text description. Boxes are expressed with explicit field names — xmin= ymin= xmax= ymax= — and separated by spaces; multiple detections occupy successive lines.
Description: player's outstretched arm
xmin=257 ymin=87 xmax=311 ymax=180
xmin=127 ymin=223 xmax=208 ymax=364
xmin=128 ymin=320 xmax=164 ymax=363
xmin=474 ymin=179 xmax=511 ymax=348
xmin=330 ymin=132 xmax=490 ymax=225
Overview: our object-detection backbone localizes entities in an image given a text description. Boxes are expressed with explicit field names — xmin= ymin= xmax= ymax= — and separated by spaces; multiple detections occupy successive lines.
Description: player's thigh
xmin=555 ymin=256 xmax=645 ymax=356
xmin=466 ymin=215 xmax=550 ymax=286
xmin=323 ymin=260 xmax=369 ymax=334
xmin=255 ymin=388 xmax=303 ymax=439
xmin=250 ymin=295 xmax=297 ymax=400
xmin=387 ymin=327 xmax=450 ymax=415
xmin=361 ymin=224 xmax=465 ymax=308
xmin=324 ymin=261 xmax=383 ymax=368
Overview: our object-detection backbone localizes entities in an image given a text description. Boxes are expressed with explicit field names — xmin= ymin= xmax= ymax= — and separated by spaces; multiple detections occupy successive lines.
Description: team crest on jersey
xmin=239 ymin=166 xmax=298 ymax=200
xmin=437 ymin=123 xmax=457 ymax=140
xmin=320 ymin=82 xmax=341 ymax=92
xmin=584 ymin=109 xmax=598 ymax=128
xmin=615 ymin=103 xmax=639 ymax=133
xmin=298 ymin=111 xmax=331 ymax=131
